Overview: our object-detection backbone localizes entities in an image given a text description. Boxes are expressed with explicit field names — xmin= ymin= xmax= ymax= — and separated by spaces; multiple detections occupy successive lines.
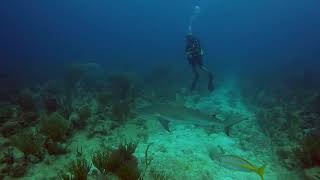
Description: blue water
xmin=1 ymin=0 xmax=319 ymax=81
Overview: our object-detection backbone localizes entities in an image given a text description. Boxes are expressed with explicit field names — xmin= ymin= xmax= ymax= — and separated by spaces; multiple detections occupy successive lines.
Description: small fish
xmin=218 ymin=155 xmax=266 ymax=180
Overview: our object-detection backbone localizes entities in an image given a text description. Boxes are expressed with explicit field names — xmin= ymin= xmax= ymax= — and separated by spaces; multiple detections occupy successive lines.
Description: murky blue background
xmin=0 ymin=0 xmax=319 ymax=82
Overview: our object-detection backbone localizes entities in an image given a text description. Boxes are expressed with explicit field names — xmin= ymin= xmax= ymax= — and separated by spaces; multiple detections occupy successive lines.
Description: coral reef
xmin=0 ymin=104 xmax=15 ymax=125
xmin=16 ymin=90 xmax=36 ymax=113
xmin=1 ymin=148 xmax=15 ymax=165
xmin=294 ymin=133 xmax=320 ymax=168
xmin=10 ymin=129 xmax=44 ymax=160
xmin=304 ymin=167 xmax=320 ymax=180
xmin=111 ymin=100 xmax=132 ymax=122
xmin=59 ymin=158 xmax=91 ymax=180
xmin=2 ymin=61 xmax=319 ymax=179
xmin=108 ymin=74 xmax=135 ymax=102
xmin=241 ymin=75 xmax=320 ymax=176
xmin=310 ymin=94 xmax=320 ymax=113
xmin=91 ymin=150 xmax=110 ymax=175
xmin=91 ymin=142 xmax=140 ymax=180
xmin=1 ymin=160 xmax=29 ymax=178
xmin=1 ymin=121 xmax=21 ymax=137
xmin=57 ymin=95 xmax=74 ymax=119
xmin=64 ymin=63 xmax=105 ymax=91
xmin=96 ymin=91 xmax=113 ymax=107
xmin=18 ymin=111 xmax=38 ymax=127
xmin=44 ymin=96 xmax=59 ymax=114
xmin=39 ymin=112 xmax=71 ymax=142
xmin=74 ymin=105 xmax=91 ymax=129
xmin=44 ymin=139 xmax=69 ymax=155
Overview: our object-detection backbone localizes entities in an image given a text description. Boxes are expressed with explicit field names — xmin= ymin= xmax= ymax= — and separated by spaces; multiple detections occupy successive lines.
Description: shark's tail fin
xmin=256 ymin=164 xmax=267 ymax=180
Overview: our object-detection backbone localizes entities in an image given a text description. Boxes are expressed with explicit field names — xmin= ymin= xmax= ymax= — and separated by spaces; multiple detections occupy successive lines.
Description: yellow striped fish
xmin=218 ymin=155 xmax=266 ymax=180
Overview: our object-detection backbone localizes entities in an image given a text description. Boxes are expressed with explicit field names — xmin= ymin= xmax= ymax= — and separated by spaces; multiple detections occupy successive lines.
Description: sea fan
xmin=10 ymin=129 xmax=44 ymax=158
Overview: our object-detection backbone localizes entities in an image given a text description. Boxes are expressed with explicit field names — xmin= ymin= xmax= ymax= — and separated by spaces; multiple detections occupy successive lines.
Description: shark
xmin=135 ymin=103 xmax=245 ymax=135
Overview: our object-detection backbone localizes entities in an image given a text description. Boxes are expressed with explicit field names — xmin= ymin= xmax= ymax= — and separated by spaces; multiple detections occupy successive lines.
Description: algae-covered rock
xmin=0 ymin=104 xmax=15 ymax=125
xmin=91 ymin=142 xmax=140 ymax=180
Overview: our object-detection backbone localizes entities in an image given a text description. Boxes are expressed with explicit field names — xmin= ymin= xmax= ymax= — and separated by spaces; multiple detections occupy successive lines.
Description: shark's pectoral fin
xmin=224 ymin=126 xmax=232 ymax=136
xmin=223 ymin=119 xmax=247 ymax=136
xmin=157 ymin=115 xmax=171 ymax=132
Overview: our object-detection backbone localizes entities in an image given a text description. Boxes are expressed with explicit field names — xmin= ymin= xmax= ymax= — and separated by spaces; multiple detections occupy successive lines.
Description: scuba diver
xmin=185 ymin=33 xmax=214 ymax=92
xmin=185 ymin=2 xmax=213 ymax=92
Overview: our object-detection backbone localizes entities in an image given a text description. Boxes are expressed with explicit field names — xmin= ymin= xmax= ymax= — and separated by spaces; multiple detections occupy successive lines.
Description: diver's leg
xmin=200 ymin=65 xmax=214 ymax=92
xmin=190 ymin=65 xmax=199 ymax=91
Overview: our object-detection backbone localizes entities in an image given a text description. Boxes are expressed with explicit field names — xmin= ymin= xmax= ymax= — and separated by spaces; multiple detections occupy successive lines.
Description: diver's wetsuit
xmin=185 ymin=34 xmax=214 ymax=92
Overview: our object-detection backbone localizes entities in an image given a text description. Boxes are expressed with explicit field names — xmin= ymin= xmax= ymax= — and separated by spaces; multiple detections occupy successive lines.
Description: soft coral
xmin=295 ymin=133 xmax=320 ymax=168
